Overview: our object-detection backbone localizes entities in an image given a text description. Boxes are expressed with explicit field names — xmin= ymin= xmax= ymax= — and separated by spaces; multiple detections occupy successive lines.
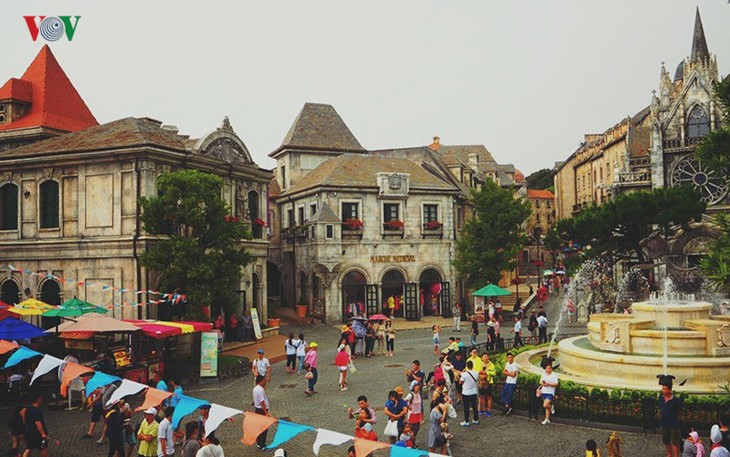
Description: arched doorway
xmin=311 ymin=274 xmax=325 ymax=320
xmin=252 ymin=273 xmax=261 ymax=314
xmin=40 ymin=279 xmax=62 ymax=329
xmin=419 ymin=269 xmax=443 ymax=316
xmin=298 ymin=272 xmax=308 ymax=304
xmin=1 ymin=279 xmax=20 ymax=305
xmin=382 ymin=270 xmax=405 ymax=318
xmin=341 ymin=270 xmax=366 ymax=322
xmin=266 ymin=262 xmax=281 ymax=310
xmin=248 ymin=190 xmax=261 ymax=238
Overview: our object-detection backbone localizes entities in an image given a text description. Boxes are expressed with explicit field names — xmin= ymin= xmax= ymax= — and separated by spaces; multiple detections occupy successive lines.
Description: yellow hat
xmin=394 ymin=386 xmax=404 ymax=395
xmin=309 ymin=342 xmax=318 ymax=348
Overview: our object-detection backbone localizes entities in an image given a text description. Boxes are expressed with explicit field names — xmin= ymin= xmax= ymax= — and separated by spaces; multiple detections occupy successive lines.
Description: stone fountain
xmin=518 ymin=301 xmax=730 ymax=393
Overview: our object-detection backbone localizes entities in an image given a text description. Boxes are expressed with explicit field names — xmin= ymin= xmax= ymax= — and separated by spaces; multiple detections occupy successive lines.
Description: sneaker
xmin=96 ymin=438 xmax=105 ymax=445
xmin=305 ymin=390 xmax=312 ymax=396
xmin=459 ymin=421 xmax=470 ymax=427
xmin=471 ymin=420 xmax=479 ymax=425
xmin=505 ymin=407 xmax=513 ymax=416
xmin=486 ymin=411 xmax=492 ymax=417
xmin=541 ymin=419 xmax=550 ymax=425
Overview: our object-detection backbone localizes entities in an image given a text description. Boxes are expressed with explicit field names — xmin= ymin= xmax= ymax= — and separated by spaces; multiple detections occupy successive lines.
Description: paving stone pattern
xmin=1 ymin=297 xmax=663 ymax=456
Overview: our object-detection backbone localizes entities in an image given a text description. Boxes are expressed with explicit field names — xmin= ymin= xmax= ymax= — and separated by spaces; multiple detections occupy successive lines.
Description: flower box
xmin=383 ymin=220 xmax=404 ymax=231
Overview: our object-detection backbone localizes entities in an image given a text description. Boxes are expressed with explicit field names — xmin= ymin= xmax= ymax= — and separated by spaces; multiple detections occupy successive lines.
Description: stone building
xmin=267 ymin=103 xmax=522 ymax=322
xmin=0 ymin=46 xmax=271 ymax=321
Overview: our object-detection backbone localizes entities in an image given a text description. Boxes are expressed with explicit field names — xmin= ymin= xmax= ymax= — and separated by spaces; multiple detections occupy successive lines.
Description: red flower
xmin=342 ymin=218 xmax=364 ymax=230
xmin=426 ymin=220 xmax=442 ymax=230
xmin=385 ymin=220 xmax=404 ymax=229
xmin=254 ymin=218 xmax=267 ymax=226
xmin=224 ymin=215 xmax=232 ymax=222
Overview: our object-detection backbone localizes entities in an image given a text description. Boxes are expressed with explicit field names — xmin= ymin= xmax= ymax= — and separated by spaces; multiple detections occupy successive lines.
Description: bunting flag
xmin=390 ymin=446 xmax=429 ymax=457
xmin=60 ymin=362 xmax=94 ymax=397
xmin=355 ymin=438 xmax=390 ymax=457
xmin=241 ymin=412 xmax=277 ymax=446
xmin=3 ymin=346 xmax=42 ymax=368
xmin=0 ymin=339 xmax=19 ymax=354
xmin=205 ymin=404 xmax=243 ymax=439
xmin=30 ymin=354 xmax=64 ymax=385
xmin=108 ymin=379 xmax=147 ymax=407
xmin=313 ymin=429 xmax=353 ymax=456
xmin=266 ymin=420 xmax=315 ymax=450
xmin=135 ymin=387 xmax=173 ymax=412
xmin=85 ymin=372 xmax=122 ymax=397
xmin=171 ymin=395 xmax=210 ymax=429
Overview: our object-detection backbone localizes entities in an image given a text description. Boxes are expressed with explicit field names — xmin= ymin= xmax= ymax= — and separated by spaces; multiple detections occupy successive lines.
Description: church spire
xmin=690 ymin=7 xmax=710 ymax=63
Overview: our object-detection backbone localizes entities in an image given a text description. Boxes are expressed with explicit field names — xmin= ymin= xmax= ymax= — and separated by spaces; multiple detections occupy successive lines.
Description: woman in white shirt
xmin=295 ymin=333 xmax=306 ymax=374
xmin=539 ymin=363 xmax=559 ymax=425
xmin=284 ymin=333 xmax=298 ymax=373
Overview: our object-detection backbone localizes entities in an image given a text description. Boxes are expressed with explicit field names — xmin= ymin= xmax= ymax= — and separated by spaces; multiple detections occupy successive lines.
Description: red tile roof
xmin=0 ymin=45 xmax=98 ymax=132
xmin=527 ymin=189 xmax=554 ymax=200
xmin=514 ymin=168 xmax=526 ymax=183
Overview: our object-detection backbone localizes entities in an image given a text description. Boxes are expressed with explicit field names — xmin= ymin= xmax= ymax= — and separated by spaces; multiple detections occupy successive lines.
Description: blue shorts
xmin=541 ymin=393 xmax=555 ymax=402
xmin=433 ymin=336 xmax=440 ymax=345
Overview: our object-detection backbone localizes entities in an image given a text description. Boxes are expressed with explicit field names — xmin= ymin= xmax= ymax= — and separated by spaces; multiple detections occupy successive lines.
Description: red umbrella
xmin=369 ymin=314 xmax=388 ymax=321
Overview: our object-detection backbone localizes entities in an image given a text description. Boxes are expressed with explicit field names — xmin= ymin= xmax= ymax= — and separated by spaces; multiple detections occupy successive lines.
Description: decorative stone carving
xmin=220 ymin=116 xmax=234 ymax=133
xmin=718 ymin=324 xmax=730 ymax=349
xmin=604 ymin=322 xmax=621 ymax=345
xmin=203 ymin=137 xmax=247 ymax=164
xmin=236 ymin=182 xmax=249 ymax=221
xmin=670 ymin=156 xmax=728 ymax=205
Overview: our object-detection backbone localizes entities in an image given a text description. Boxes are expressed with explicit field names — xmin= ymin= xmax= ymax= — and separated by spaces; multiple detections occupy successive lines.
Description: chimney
xmin=429 ymin=135 xmax=441 ymax=151
xmin=468 ymin=152 xmax=479 ymax=170
xmin=433 ymin=135 xmax=440 ymax=145
xmin=161 ymin=124 xmax=179 ymax=134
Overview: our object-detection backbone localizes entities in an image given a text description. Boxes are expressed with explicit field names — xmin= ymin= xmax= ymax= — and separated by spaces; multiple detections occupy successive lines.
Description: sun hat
xmin=144 ymin=407 xmax=157 ymax=415
xmin=394 ymin=386 xmax=404 ymax=395
xmin=309 ymin=342 xmax=318 ymax=348
xmin=257 ymin=349 xmax=264 ymax=354
xmin=711 ymin=424 xmax=722 ymax=444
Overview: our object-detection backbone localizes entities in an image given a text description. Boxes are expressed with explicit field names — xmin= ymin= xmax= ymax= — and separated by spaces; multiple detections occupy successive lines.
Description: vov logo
xmin=23 ymin=16 xmax=81 ymax=42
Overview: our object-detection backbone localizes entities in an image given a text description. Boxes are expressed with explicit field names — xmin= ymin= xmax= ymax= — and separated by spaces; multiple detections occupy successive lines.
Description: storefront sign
xmin=199 ymin=332 xmax=219 ymax=378
xmin=370 ymin=255 xmax=415 ymax=263
xmin=64 ymin=340 xmax=94 ymax=351
xmin=251 ymin=308 xmax=263 ymax=340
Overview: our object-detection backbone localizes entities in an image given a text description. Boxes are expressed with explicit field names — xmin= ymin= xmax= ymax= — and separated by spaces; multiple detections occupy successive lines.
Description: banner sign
xmin=200 ymin=331 xmax=218 ymax=377
xmin=251 ymin=308 xmax=263 ymax=340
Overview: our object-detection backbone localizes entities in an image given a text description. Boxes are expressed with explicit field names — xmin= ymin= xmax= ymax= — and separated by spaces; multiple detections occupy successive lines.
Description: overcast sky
xmin=2 ymin=1 xmax=729 ymax=174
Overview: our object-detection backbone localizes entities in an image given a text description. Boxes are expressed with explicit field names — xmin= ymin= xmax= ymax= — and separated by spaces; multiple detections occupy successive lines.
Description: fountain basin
xmin=517 ymin=337 xmax=730 ymax=394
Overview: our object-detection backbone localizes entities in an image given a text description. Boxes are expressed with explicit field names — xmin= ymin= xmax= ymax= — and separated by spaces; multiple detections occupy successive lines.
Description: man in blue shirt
xmin=405 ymin=361 xmax=424 ymax=385
xmin=169 ymin=378 xmax=184 ymax=407
xmin=384 ymin=389 xmax=408 ymax=442
xmin=153 ymin=371 xmax=170 ymax=407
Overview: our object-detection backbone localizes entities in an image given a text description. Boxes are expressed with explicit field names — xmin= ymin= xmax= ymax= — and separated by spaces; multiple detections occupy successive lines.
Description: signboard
xmin=251 ymin=308 xmax=263 ymax=340
xmin=370 ymin=255 xmax=415 ymax=263
xmin=200 ymin=331 xmax=219 ymax=378
xmin=474 ymin=296 xmax=485 ymax=315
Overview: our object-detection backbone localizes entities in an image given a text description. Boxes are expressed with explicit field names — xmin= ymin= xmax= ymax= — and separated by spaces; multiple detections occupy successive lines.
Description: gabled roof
xmin=0 ymin=45 xmax=97 ymax=132
xmin=0 ymin=117 xmax=188 ymax=159
xmin=431 ymin=144 xmax=496 ymax=168
xmin=280 ymin=153 xmax=456 ymax=197
xmin=313 ymin=203 xmax=340 ymax=223
xmin=527 ymin=189 xmax=554 ymax=200
xmin=271 ymin=103 xmax=366 ymax=156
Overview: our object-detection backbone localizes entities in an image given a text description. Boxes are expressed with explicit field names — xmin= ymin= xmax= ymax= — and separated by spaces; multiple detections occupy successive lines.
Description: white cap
xmin=273 ymin=450 xmax=288 ymax=457
xmin=711 ymin=424 xmax=722 ymax=444
xmin=144 ymin=407 xmax=157 ymax=415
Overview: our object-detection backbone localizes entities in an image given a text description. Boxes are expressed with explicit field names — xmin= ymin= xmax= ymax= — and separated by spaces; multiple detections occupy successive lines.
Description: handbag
xmin=536 ymin=387 xmax=543 ymax=398
xmin=383 ymin=419 xmax=399 ymax=437
xmin=305 ymin=371 xmax=314 ymax=380
xmin=447 ymin=404 xmax=458 ymax=419
xmin=348 ymin=362 xmax=357 ymax=373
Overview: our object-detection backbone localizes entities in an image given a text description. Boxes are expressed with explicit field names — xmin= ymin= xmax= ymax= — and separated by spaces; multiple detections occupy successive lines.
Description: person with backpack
xmin=284 ymin=333 xmax=298 ymax=373
xmin=104 ymin=401 xmax=125 ymax=457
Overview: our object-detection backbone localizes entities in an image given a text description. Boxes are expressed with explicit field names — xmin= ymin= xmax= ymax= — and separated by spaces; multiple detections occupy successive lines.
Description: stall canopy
xmin=42 ymin=298 xmax=108 ymax=318
xmin=7 ymin=298 xmax=56 ymax=316
xmin=49 ymin=314 xmax=140 ymax=334
xmin=0 ymin=317 xmax=47 ymax=340
xmin=124 ymin=320 xmax=213 ymax=339
xmin=472 ymin=284 xmax=512 ymax=297
xmin=0 ymin=301 xmax=13 ymax=320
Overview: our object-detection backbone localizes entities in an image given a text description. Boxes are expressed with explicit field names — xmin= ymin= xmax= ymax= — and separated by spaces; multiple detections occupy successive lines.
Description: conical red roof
xmin=0 ymin=45 xmax=97 ymax=132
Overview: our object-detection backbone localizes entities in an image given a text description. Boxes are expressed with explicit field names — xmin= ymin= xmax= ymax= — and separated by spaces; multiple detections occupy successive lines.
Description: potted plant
xmin=253 ymin=218 xmax=267 ymax=227
xmin=296 ymin=303 xmax=309 ymax=318
xmin=267 ymin=308 xmax=281 ymax=327
xmin=425 ymin=220 xmax=443 ymax=230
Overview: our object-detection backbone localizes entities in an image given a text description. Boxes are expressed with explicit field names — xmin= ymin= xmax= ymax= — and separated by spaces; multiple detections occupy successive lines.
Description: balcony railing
xmin=617 ymin=170 xmax=651 ymax=184
xmin=663 ymin=137 xmax=703 ymax=150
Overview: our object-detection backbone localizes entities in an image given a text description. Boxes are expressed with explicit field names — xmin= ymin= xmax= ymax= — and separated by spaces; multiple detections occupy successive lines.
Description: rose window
xmin=671 ymin=156 xmax=728 ymax=205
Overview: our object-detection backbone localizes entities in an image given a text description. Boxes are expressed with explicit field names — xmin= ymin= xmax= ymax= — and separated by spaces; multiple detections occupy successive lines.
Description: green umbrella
xmin=472 ymin=284 xmax=512 ymax=297
xmin=42 ymin=297 xmax=108 ymax=318
xmin=543 ymin=269 xmax=554 ymax=276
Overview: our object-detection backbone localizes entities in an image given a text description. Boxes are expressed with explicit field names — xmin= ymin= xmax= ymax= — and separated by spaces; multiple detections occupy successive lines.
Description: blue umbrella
xmin=0 ymin=317 xmax=46 ymax=340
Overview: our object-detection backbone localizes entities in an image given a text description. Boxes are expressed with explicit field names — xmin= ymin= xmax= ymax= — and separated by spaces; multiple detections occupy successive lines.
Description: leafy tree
xmin=525 ymin=168 xmax=555 ymax=190
xmin=140 ymin=170 xmax=252 ymax=320
xmin=696 ymin=76 xmax=730 ymax=177
xmin=546 ymin=186 xmax=705 ymax=262
xmin=455 ymin=179 xmax=531 ymax=288
xmin=700 ymin=213 xmax=730 ymax=293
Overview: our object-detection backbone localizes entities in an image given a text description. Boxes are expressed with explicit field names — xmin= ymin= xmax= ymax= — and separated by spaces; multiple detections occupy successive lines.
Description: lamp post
xmin=531 ymin=228 xmax=545 ymax=290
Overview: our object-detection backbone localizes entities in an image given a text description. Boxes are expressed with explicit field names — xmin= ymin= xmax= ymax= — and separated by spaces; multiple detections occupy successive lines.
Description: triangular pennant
xmin=60 ymin=362 xmax=94 ymax=397
xmin=171 ymin=395 xmax=210 ymax=429
xmin=108 ymin=379 xmax=147 ymax=407
xmin=391 ymin=446 xmax=429 ymax=457
xmin=3 ymin=346 xmax=42 ymax=368
xmin=30 ymin=354 xmax=64 ymax=385
xmin=135 ymin=387 xmax=173 ymax=412
xmin=265 ymin=420 xmax=315 ymax=450
xmin=241 ymin=412 xmax=277 ymax=446
xmin=204 ymin=404 xmax=242 ymax=438
xmin=355 ymin=438 xmax=390 ymax=457
xmin=313 ymin=429 xmax=352 ymax=456
xmin=0 ymin=339 xmax=19 ymax=354
xmin=84 ymin=372 xmax=121 ymax=397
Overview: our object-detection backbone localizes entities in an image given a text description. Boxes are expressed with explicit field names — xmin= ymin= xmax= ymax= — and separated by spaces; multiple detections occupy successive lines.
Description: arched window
xmin=39 ymin=180 xmax=59 ymax=229
xmin=687 ymin=106 xmax=710 ymax=139
xmin=248 ymin=190 xmax=261 ymax=238
xmin=0 ymin=183 xmax=18 ymax=230
xmin=0 ymin=279 xmax=20 ymax=305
